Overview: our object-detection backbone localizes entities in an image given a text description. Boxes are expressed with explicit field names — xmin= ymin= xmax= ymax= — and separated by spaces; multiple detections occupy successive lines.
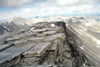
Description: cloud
xmin=0 ymin=0 xmax=100 ymax=21
xmin=0 ymin=5 xmax=99 ymax=21
xmin=35 ymin=0 xmax=100 ymax=7
xmin=0 ymin=0 xmax=34 ymax=8
xmin=56 ymin=0 xmax=100 ymax=6
xmin=0 ymin=0 xmax=99 ymax=8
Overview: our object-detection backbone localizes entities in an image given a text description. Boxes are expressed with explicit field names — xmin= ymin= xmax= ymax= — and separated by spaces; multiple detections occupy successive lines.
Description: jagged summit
xmin=44 ymin=14 xmax=63 ymax=22
xmin=0 ymin=21 xmax=100 ymax=67
xmin=52 ymin=14 xmax=61 ymax=18
xmin=27 ymin=17 xmax=44 ymax=24
xmin=0 ymin=15 xmax=100 ymax=67
xmin=0 ymin=16 xmax=33 ymax=32
xmin=7 ymin=16 xmax=18 ymax=23
xmin=0 ymin=15 xmax=100 ymax=35
xmin=0 ymin=16 xmax=44 ymax=35
xmin=66 ymin=15 xmax=98 ymax=25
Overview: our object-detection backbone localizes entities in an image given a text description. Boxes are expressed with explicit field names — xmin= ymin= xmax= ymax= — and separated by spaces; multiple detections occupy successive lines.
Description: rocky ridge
xmin=0 ymin=21 xmax=94 ymax=67
xmin=0 ymin=15 xmax=100 ymax=35
xmin=0 ymin=17 xmax=44 ymax=35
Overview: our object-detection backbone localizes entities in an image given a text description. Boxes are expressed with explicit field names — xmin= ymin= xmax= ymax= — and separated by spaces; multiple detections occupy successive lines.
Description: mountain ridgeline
xmin=0 ymin=15 xmax=100 ymax=35
xmin=0 ymin=15 xmax=100 ymax=67
xmin=0 ymin=17 xmax=44 ymax=35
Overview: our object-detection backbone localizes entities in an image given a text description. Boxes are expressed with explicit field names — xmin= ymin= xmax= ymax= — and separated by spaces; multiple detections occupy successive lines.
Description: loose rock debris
xmin=0 ymin=22 xmax=93 ymax=67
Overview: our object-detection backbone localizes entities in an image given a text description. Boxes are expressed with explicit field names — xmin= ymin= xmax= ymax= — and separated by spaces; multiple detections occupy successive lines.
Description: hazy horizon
xmin=0 ymin=0 xmax=100 ymax=21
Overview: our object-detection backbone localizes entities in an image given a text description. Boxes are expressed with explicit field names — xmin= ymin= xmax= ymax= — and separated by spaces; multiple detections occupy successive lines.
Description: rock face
xmin=1 ymin=17 xmax=32 ymax=32
xmin=0 ymin=17 xmax=44 ymax=35
xmin=44 ymin=14 xmax=64 ymax=22
xmin=0 ymin=21 xmax=72 ymax=67
xmin=0 ymin=15 xmax=100 ymax=36
xmin=0 ymin=21 xmax=98 ymax=67
xmin=27 ymin=17 xmax=44 ymax=24
xmin=67 ymin=24 xmax=100 ymax=67
xmin=0 ymin=25 xmax=8 ymax=35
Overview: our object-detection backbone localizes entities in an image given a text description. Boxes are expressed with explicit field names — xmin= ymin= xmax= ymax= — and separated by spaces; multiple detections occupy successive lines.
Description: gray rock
xmin=0 ymin=43 xmax=36 ymax=64
xmin=0 ymin=44 xmax=14 ymax=52
xmin=28 ymin=37 xmax=45 ymax=43
xmin=49 ymin=43 xmax=57 ymax=51
xmin=43 ymin=31 xmax=56 ymax=35
xmin=14 ymin=40 xmax=28 ymax=46
xmin=30 ymin=29 xmax=47 ymax=33
xmin=23 ymin=42 xmax=51 ymax=57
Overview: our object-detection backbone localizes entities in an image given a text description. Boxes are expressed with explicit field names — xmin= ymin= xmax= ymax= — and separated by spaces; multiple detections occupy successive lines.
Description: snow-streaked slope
xmin=1 ymin=17 xmax=32 ymax=32
xmin=0 ymin=16 xmax=44 ymax=35
xmin=0 ymin=25 xmax=8 ymax=35
xmin=0 ymin=15 xmax=100 ymax=35
xmin=44 ymin=14 xmax=67 ymax=22
xmin=65 ymin=15 xmax=97 ymax=25
xmin=44 ymin=15 xmax=100 ymax=33
xmin=65 ymin=15 xmax=100 ymax=33
xmin=27 ymin=17 xmax=44 ymax=24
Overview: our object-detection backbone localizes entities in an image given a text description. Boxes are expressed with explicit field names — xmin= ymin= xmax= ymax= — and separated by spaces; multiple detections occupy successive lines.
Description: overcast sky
xmin=0 ymin=0 xmax=100 ymax=21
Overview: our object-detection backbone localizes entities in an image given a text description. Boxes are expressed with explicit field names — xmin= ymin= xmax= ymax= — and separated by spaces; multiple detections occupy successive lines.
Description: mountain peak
xmin=7 ymin=16 xmax=22 ymax=23
xmin=52 ymin=14 xmax=60 ymax=18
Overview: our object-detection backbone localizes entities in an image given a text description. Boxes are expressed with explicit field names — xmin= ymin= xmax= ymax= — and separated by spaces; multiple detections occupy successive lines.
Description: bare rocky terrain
xmin=0 ymin=15 xmax=100 ymax=67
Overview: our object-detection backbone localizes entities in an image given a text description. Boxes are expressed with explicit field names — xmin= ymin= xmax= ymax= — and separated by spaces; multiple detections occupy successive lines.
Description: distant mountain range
xmin=0 ymin=15 xmax=100 ymax=35
xmin=0 ymin=16 xmax=44 ymax=35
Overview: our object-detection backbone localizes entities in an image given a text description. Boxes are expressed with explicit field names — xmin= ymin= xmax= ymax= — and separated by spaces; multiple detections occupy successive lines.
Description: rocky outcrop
xmin=0 ymin=21 xmax=94 ymax=67
xmin=1 ymin=17 xmax=31 ymax=32
xmin=0 ymin=25 xmax=8 ymax=35
xmin=0 ymin=17 xmax=43 ymax=35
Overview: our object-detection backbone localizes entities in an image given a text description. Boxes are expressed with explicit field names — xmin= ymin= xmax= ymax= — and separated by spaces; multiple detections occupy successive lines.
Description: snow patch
xmin=51 ymin=24 xmax=55 ymax=27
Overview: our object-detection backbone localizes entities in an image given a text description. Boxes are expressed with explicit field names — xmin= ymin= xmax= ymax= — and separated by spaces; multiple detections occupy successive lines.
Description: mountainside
xmin=44 ymin=14 xmax=65 ymax=22
xmin=91 ymin=15 xmax=100 ymax=21
xmin=45 ymin=15 xmax=100 ymax=33
xmin=0 ymin=15 xmax=100 ymax=35
xmin=1 ymin=17 xmax=31 ymax=32
xmin=64 ymin=15 xmax=100 ymax=33
xmin=0 ymin=25 xmax=8 ymax=35
xmin=0 ymin=17 xmax=44 ymax=35
xmin=0 ymin=16 xmax=100 ymax=67
xmin=27 ymin=17 xmax=44 ymax=23
xmin=44 ymin=15 xmax=98 ymax=26
xmin=65 ymin=16 xmax=97 ymax=25
xmin=0 ymin=21 xmax=100 ymax=67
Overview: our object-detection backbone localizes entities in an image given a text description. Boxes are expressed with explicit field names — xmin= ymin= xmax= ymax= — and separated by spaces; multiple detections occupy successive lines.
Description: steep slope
xmin=65 ymin=15 xmax=100 ymax=33
xmin=67 ymin=23 xmax=100 ymax=67
xmin=66 ymin=15 xmax=97 ymax=25
xmin=44 ymin=14 xmax=66 ymax=22
xmin=27 ymin=17 xmax=44 ymax=23
xmin=91 ymin=15 xmax=100 ymax=21
xmin=1 ymin=17 xmax=32 ymax=32
xmin=0 ymin=25 xmax=8 ymax=35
